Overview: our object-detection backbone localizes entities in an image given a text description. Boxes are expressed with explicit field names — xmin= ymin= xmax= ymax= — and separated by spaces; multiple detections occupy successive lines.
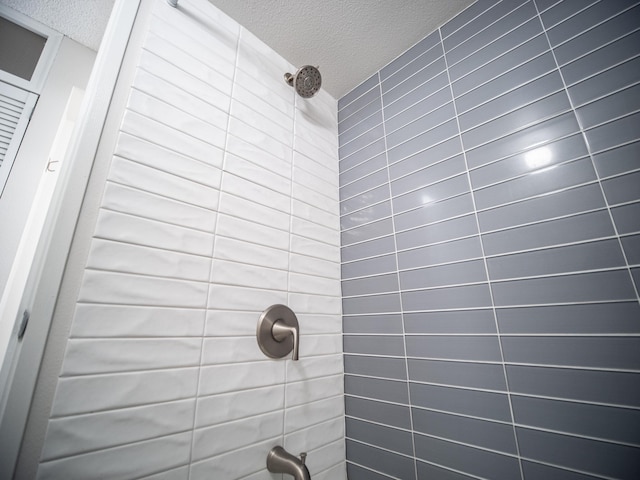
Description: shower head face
xmin=292 ymin=65 xmax=322 ymax=98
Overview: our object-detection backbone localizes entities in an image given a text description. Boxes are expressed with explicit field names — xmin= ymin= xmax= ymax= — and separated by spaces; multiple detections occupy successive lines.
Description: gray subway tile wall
xmin=339 ymin=0 xmax=640 ymax=478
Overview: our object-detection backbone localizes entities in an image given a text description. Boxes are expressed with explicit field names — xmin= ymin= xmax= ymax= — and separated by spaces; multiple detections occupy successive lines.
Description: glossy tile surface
xmin=338 ymin=0 xmax=640 ymax=478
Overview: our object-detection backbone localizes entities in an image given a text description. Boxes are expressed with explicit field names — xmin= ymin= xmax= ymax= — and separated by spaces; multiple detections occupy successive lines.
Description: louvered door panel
xmin=0 ymin=81 xmax=38 ymax=195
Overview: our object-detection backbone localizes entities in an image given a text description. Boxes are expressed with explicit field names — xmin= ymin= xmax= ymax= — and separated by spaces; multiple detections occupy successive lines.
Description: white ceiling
xmin=1 ymin=0 xmax=474 ymax=99
xmin=209 ymin=0 xmax=475 ymax=98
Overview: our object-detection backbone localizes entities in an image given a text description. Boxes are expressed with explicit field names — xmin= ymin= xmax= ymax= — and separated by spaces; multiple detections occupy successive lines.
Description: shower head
xmin=284 ymin=65 xmax=322 ymax=98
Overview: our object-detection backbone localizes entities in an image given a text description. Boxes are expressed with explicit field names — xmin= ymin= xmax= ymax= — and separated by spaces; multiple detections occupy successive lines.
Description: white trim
xmin=0 ymin=5 xmax=63 ymax=94
xmin=0 ymin=87 xmax=84 ymax=392
xmin=0 ymin=1 xmax=141 ymax=477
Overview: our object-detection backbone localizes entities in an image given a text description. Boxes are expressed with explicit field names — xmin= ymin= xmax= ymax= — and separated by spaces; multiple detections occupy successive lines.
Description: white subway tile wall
xmin=37 ymin=0 xmax=345 ymax=478
xmin=339 ymin=0 xmax=640 ymax=479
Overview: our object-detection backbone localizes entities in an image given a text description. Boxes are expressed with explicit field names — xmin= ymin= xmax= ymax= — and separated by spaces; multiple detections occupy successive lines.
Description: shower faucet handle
xmin=257 ymin=304 xmax=301 ymax=361
xmin=300 ymin=452 xmax=307 ymax=466
xmin=271 ymin=319 xmax=300 ymax=361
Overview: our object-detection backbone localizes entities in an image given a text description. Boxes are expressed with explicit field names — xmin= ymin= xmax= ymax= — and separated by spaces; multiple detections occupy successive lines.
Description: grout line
xmin=555 ymin=23 xmax=640 ymax=73
xmin=341 ymin=176 xmax=608 ymax=241
xmin=339 ymin=174 xmax=389 ymax=202
xmin=79 ymin=264 xmax=210 ymax=283
xmin=515 ymin=423 xmax=640 ymax=449
xmin=517 ymin=457 xmax=622 ymax=480
xmin=377 ymin=70 xmax=419 ymax=480
xmin=458 ymin=87 xmax=568 ymax=137
xmin=113 ymin=135 xmax=223 ymax=186
xmin=572 ymin=78 xmax=640 ymax=110
xmin=231 ymin=82 xmax=295 ymax=127
xmin=49 ymin=396 xmax=198 ymax=421
xmin=345 ymin=460 xmax=402 ymax=479
xmin=186 ymin=16 xmax=240 ymax=479
xmin=339 ymin=117 xmax=384 ymax=149
xmin=440 ymin=0 xmax=508 ymax=43
xmin=443 ymin=1 xmax=535 ymax=67
xmin=340 ymin=99 xmax=577 ymax=181
xmin=534 ymin=0 xmax=597 ymax=31
xmin=345 ymin=374 xmax=640 ymax=409
xmin=445 ymin=1 xmax=537 ymax=70
xmin=346 ymin=436 xmax=416 ymax=460
xmin=123 ymin=101 xmax=226 ymax=151
xmin=345 ymin=352 xmax=640 ymax=373
xmin=580 ymin=106 xmax=640 ymax=134
xmin=395 ymin=204 xmax=610 ymax=241
xmin=385 ymin=116 xmax=458 ymax=158
xmin=361 ymin=429 xmax=523 ymax=459
xmin=381 ymin=40 xmax=445 ymax=94
xmin=192 ymin=403 xmax=330 ymax=434
xmin=149 ymin=7 xmax=238 ymax=61
xmin=439 ymin=26 xmax=526 ymax=480
xmin=224 ymin=127 xmax=291 ymax=169
xmin=265 ymin=297 xmax=640 ymax=314
xmin=294 ymin=156 xmax=341 ymax=188
xmin=340 ymin=26 xmax=640 ymax=138
xmin=223 ymin=149 xmax=292 ymax=182
xmin=103 ymin=179 xmax=218 ymax=220
xmin=338 ymin=177 xmax=613 ymax=250
xmin=343 ymin=253 xmax=632 ymax=285
xmin=133 ymin=464 xmax=190 ymax=480
xmin=351 ymin=428 xmax=624 ymax=480
xmin=455 ymin=66 xmax=557 ymax=117
xmin=338 ymin=80 xmax=380 ymax=117
xmin=140 ymin=38 xmax=233 ymax=97
xmin=380 ymin=89 xmax=453 ymax=137
xmin=533 ymin=1 xmax=640 ymax=306
xmin=346 ymin=393 xmax=421 ymax=412
xmin=414 ymin=458 xmax=489 ymax=480
xmin=338 ymin=134 xmax=386 ymax=163
xmin=564 ymin=52 xmax=640 ymax=90
xmin=284 ymin=80 xmax=297 ymax=448
xmin=228 ymin=113 xmax=292 ymax=153
xmin=230 ymin=101 xmax=293 ymax=148
xmin=346 ymin=383 xmax=640 ymax=412
xmin=89 ymin=233 xmax=213 ymax=258
xmin=39 ymin=428 xmax=195 ymax=465
xmin=345 ymin=332 xmax=640 ymax=338
xmin=450 ymin=31 xmax=548 ymax=94
xmin=389 ymin=45 xmax=542 ymax=122
xmin=187 ymin=434 xmax=283 ymax=469
xmin=380 ymin=83 xmax=452 ymax=130
xmin=545 ymin=2 xmax=640 ymax=51
xmin=309 ymin=459 xmax=349 ymax=478
xmin=129 ymin=82 xmax=227 ymax=132
xmin=346 ymin=413 xmax=416 ymax=433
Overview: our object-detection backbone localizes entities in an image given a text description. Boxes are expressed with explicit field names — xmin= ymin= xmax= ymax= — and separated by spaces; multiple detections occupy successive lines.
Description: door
xmin=0 ymin=81 xmax=38 ymax=196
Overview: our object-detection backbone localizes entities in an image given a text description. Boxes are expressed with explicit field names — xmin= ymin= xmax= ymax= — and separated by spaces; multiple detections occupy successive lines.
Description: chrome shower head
xmin=284 ymin=65 xmax=322 ymax=98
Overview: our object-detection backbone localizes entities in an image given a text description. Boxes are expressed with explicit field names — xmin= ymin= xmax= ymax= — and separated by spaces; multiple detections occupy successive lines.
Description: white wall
xmin=33 ymin=0 xmax=345 ymax=478
xmin=0 ymin=36 xmax=96 ymax=297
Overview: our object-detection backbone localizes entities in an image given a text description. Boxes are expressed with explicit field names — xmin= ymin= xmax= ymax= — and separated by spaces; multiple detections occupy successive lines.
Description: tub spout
xmin=267 ymin=446 xmax=310 ymax=480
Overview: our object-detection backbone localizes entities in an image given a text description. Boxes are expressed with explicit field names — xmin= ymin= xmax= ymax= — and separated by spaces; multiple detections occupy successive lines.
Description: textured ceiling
xmin=0 ymin=0 xmax=475 ymax=99
xmin=209 ymin=0 xmax=475 ymax=98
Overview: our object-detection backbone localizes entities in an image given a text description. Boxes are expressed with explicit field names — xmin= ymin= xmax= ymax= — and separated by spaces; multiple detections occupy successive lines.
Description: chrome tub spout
xmin=266 ymin=446 xmax=310 ymax=480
